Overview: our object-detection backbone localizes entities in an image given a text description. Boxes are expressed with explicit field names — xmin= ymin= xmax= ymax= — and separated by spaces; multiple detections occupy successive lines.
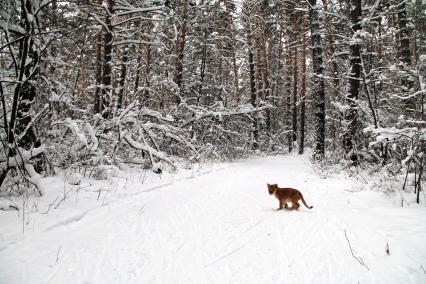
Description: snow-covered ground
xmin=1 ymin=155 xmax=426 ymax=284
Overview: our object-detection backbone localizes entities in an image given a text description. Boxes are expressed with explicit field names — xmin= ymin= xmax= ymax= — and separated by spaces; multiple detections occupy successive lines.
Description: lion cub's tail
xmin=300 ymin=195 xmax=313 ymax=209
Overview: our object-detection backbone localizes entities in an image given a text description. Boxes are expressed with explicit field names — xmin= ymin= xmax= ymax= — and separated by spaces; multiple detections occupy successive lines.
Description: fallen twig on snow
xmin=344 ymin=229 xmax=370 ymax=271
xmin=420 ymin=265 xmax=426 ymax=275
xmin=56 ymin=245 xmax=61 ymax=263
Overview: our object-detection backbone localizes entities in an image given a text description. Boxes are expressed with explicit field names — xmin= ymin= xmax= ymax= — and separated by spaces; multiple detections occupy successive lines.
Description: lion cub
xmin=267 ymin=183 xmax=313 ymax=211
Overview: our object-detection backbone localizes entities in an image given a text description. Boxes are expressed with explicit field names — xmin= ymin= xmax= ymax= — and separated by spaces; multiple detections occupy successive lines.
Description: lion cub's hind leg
xmin=286 ymin=200 xmax=300 ymax=211
xmin=292 ymin=201 xmax=300 ymax=210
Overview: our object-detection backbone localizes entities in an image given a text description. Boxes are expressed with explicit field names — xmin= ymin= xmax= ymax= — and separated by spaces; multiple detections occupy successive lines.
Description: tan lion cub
xmin=267 ymin=183 xmax=313 ymax=211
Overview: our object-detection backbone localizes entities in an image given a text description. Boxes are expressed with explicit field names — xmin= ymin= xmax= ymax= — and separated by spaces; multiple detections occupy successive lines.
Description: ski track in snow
xmin=1 ymin=155 xmax=426 ymax=283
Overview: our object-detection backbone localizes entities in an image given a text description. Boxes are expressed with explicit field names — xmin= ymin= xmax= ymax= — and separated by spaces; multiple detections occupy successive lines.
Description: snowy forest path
xmin=1 ymin=155 xmax=426 ymax=284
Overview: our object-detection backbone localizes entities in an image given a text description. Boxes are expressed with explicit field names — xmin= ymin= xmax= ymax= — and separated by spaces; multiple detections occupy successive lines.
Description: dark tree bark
xmin=322 ymin=0 xmax=340 ymax=147
xmin=398 ymin=1 xmax=411 ymax=67
xmin=292 ymin=11 xmax=298 ymax=146
xmin=117 ymin=45 xmax=128 ymax=110
xmin=298 ymin=8 xmax=307 ymax=155
xmin=308 ymin=0 xmax=326 ymax=159
xmin=244 ymin=2 xmax=259 ymax=150
xmin=322 ymin=0 xmax=339 ymax=99
xmin=397 ymin=0 xmax=414 ymax=112
xmin=94 ymin=0 xmax=103 ymax=114
xmin=174 ymin=0 xmax=188 ymax=105
xmin=255 ymin=1 xmax=271 ymax=134
xmin=100 ymin=0 xmax=114 ymax=118
xmin=13 ymin=0 xmax=41 ymax=151
xmin=223 ymin=0 xmax=240 ymax=103
xmin=49 ymin=0 xmax=58 ymax=75
xmin=274 ymin=18 xmax=285 ymax=132
xmin=284 ymin=4 xmax=293 ymax=152
xmin=254 ymin=16 xmax=264 ymax=102
xmin=261 ymin=19 xmax=271 ymax=132
xmin=133 ymin=55 xmax=141 ymax=96
xmin=143 ymin=21 xmax=153 ymax=101
xmin=1 ymin=0 xmax=43 ymax=187
xmin=198 ymin=33 xmax=207 ymax=103
xmin=342 ymin=0 xmax=361 ymax=164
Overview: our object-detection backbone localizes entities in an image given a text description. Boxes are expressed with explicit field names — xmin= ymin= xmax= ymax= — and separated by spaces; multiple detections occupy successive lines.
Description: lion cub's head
xmin=267 ymin=183 xmax=278 ymax=195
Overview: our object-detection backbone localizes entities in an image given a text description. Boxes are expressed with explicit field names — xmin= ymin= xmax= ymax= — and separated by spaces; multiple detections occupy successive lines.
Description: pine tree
xmin=308 ymin=0 xmax=326 ymax=159
xmin=342 ymin=0 xmax=361 ymax=164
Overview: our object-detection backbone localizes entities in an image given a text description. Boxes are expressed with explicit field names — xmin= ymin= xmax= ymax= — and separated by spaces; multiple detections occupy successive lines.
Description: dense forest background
xmin=0 ymin=0 xmax=425 ymax=200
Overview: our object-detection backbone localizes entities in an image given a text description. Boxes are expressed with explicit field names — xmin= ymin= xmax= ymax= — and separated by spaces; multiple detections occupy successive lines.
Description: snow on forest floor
xmin=1 ymin=155 xmax=426 ymax=284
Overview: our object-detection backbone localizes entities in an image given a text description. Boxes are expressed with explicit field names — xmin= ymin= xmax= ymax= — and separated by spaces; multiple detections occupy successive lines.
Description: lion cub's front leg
xmin=277 ymin=199 xmax=290 ymax=210
xmin=277 ymin=199 xmax=284 ymax=210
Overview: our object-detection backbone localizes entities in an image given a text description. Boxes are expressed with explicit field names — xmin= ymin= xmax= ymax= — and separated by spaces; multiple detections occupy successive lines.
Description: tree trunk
xmin=100 ymin=0 xmax=114 ymax=119
xmin=274 ymin=21 xmax=285 ymax=132
xmin=223 ymin=0 xmax=240 ymax=103
xmin=2 ymin=0 xmax=43 ymax=187
xmin=143 ymin=22 xmax=153 ymax=101
xmin=94 ymin=0 xmax=102 ymax=114
xmin=308 ymin=0 xmax=326 ymax=159
xmin=219 ymin=40 xmax=225 ymax=103
xmin=292 ymin=12 xmax=298 ymax=146
xmin=322 ymin=0 xmax=339 ymax=147
xmin=285 ymin=5 xmax=293 ymax=152
xmin=198 ymin=31 xmax=208 ymax=104
xmin=49 ymin=0 xmax=58 ymax=74
xmin=254 ymin=17 xmax=264 ymax=102
xmin=398 ymin=1 xmax=411 ymax=68
xmin=134 ymin=55 xmax=142 ymax=100
xmin=244 ymin=3 xmax=259 ymax=150
xmin=117 ymin=45 xmax=127 ymax=110
xmin=261 ymin=20 xmax=271 ymax=132
xmin=397 ymin=1 xmax=414 ymax=112
xmin=174 ymin=0 xmax=188 ymax=105
xmin=298 ymin=8 xmax=306 ymax=155
xmin=342 ymin=0 xmax=361 ymax=164
xmin=14 ymin=0 xmax=41 ymax=151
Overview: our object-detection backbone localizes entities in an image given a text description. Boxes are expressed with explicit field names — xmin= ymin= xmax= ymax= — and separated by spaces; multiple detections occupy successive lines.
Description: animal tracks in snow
xmin=1 ymin=156 xmax=426 ymax=284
